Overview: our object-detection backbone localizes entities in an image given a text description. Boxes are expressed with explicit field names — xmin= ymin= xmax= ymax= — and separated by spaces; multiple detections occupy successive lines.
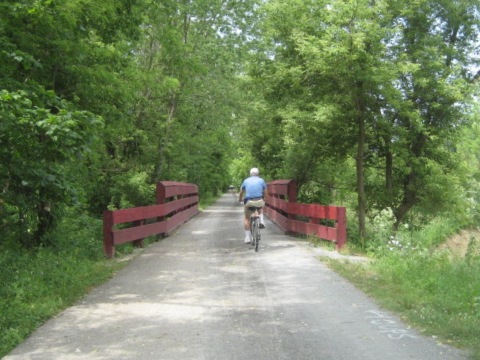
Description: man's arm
xmin=238 ymin=188 xmax=244 ymax=203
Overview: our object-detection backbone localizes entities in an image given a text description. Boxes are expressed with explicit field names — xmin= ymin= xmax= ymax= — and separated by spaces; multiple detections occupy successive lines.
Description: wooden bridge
xmin=103 ymin=180 xmax=347 ymax=258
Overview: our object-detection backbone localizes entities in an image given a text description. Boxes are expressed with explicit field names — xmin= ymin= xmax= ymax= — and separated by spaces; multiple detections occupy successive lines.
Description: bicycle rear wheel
xmin=254 ymin=224 xmax=260 ymax=252
xmin=251 ymin=217 xmax=260 ymax=252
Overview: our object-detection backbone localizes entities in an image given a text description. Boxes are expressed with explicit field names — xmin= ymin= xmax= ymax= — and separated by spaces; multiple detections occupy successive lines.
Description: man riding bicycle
xmin=239 ymin=167 xmax=267 ymax=244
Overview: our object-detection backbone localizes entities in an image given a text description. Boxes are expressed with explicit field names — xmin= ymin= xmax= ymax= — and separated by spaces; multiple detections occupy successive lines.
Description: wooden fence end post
xmin=287 ymin=179 xmax=297 ymax=203
xmin=156 ymin=182 xmax=166 ymax=205
xmin=336 ymin=207 xmax=347 ymax=251
xmin=133 ymin=219 xmax=145 ymax=248
xmin=103 ymin=210 xmax=115 ymax=259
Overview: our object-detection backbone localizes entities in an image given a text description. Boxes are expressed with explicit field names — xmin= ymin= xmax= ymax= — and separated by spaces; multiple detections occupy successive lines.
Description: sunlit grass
xmin=0 ymin=211 xmax=129 ymax=358
xmin=323 ymin=226 xmax=480 ymax=360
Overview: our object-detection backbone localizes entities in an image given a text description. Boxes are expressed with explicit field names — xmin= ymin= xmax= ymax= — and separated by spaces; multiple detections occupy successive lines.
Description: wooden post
xmin=287 ymin=179 xmax=297 ymax=222
xmin=336 ymin=207 xmax=347 ymax=251
xmin=103 ymin=210 xmax=115 ymax=259
xmin=156 ymin=182 xmax=167 ymax=239
xmin=156 ymin=182 xmax=166 ymax=205
xmin=287 ymin=179 xmax=297 ymax=203
xmin=132 ymin=219 xmax=145 ymax=248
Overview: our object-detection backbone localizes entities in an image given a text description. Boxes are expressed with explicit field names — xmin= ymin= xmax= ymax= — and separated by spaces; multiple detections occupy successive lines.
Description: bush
xmin=0 ymin=207 xmax=122 ymax=357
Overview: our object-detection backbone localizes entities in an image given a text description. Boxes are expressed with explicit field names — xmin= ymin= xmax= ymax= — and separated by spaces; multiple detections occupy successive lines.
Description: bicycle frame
xmin=248 ymin=206 xmax=262 ymax=252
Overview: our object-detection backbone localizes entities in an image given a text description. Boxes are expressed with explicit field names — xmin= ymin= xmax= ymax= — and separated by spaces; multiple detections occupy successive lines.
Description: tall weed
xmin=0 ymin=209 xmax=124 ymax=357
xmin=373 ymin=250 xmax=480 ymax=355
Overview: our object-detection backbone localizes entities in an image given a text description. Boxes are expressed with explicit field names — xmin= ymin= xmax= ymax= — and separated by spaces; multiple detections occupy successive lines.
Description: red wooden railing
xmin=103 ymin=181 xmax=199 ymax=258
xmin=265 ymin=179 xmax=347 ymax=250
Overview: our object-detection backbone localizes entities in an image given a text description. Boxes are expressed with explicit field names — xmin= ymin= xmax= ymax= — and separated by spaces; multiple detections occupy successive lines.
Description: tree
xmin=130 ymin=0 xmax=260 ymax=196
xmin=0 ymin=0 xmax=142 ymax=245
xmin=0 ymin=89 xmax=102 ymax=247
xmin=247 ymin=0 xmax=480 ymax=241
xmin=381 ymin=0 xmax=479 ymax=228
xmin=249 ymin=0 xmax=394 ymax=238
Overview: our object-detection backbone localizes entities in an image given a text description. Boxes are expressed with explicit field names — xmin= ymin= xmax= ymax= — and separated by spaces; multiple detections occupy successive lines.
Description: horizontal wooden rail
xmin=103 ymin=181 xmax=199 ymax=258
xmin=265 ymin=179 xmax=347 ymax=250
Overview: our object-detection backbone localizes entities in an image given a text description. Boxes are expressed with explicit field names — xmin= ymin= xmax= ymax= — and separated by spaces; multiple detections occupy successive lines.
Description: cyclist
xmin=238 ymin=167 xmax=267 ymax=244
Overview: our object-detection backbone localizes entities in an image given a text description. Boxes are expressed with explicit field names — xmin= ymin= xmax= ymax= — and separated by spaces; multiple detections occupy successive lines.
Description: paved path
xmin=3 ymin=194 xmax=467 ymax=360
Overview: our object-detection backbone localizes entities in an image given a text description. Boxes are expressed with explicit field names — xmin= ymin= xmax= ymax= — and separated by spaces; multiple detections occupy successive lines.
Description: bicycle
xmin=248 ymin=206 xmax=262 ymax=252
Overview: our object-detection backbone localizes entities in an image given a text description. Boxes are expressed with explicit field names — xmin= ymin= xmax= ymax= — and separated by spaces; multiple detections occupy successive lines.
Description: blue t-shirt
xmin=240 ymin=176 xmax=267 ymax=201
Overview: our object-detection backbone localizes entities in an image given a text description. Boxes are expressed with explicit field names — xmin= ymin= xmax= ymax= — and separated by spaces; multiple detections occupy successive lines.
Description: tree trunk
xmin=355 ymin=79 xmax=367 ymax=240
xmin=35 ymin=187 xmax=55 ymax=247
xmin=154 ymin=93 xmax=178 ymax=182
xmin=392 ymin=132 xmax=425 ymax=229
xmin=356 ymin=113 xmax=367 ymax=239
xmin=384 ymin=136 xmax=393 ymax=201
xmin=393 ymin=173 xmax=417 ymax=230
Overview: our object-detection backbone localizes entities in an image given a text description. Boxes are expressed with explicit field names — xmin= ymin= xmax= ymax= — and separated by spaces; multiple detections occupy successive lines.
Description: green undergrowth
xmin=0 ymin=211 xmax=132 ymax=358
xmin=321 ymin=224 xmax=480 ymax=360
xmin=0 ymin=247 xmax=129 ymax=357
xmin=0 ymin=194 xmax=222 ymax=357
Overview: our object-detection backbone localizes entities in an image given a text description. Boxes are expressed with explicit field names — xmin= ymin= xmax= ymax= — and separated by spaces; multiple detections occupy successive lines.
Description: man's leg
xmin=244 ymin=206 xmax=251 ymax=243
xmin=259 ymin=208 xmax=265 ymax=228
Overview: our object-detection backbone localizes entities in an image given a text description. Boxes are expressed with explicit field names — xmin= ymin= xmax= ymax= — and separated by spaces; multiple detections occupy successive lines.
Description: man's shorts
xmin=244 ymin=199 xmax=265 ymax=219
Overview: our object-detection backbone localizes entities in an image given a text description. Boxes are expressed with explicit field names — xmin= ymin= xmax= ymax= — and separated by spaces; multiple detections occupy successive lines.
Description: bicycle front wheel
xmin=251 ymin=217 xmax=260 ymax=252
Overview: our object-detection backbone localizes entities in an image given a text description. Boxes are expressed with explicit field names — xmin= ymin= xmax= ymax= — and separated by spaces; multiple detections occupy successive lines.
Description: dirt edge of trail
xmin=438 ymin=228 xmax=480 ymax=259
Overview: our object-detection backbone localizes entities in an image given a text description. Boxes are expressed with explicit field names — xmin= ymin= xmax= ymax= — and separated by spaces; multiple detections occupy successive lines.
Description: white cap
xmin=250 ymin=167 xmax=259 ymax=176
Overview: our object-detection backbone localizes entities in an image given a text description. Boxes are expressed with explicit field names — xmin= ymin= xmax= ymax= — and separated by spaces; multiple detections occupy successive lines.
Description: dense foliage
xmin=1 ymin=0 xmax=479 ymax=249
xmin=241 ymin=0 xmax=480 ymax=241
xmin=1 ymin=0 xmax=257 ymax=247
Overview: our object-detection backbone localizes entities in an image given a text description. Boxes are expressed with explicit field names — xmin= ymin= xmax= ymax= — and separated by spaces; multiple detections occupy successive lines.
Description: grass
xmin=0 ymin=246 xmax=129 ymax=357
xmin=320 ymin=228 xmax=480 ymax=360
xmin=0 ymin=210 xmax=135 ymax=358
